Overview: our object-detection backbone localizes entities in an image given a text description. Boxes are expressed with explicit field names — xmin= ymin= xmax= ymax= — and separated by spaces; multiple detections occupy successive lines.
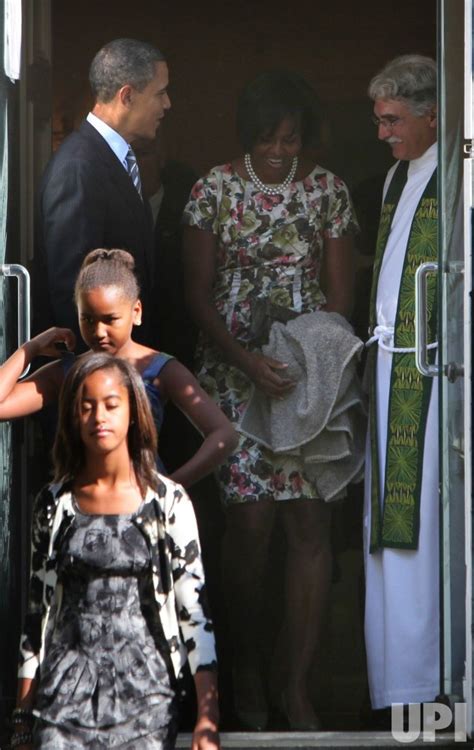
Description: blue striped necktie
xmin=125 ymin=146 xmax=142 ymax=198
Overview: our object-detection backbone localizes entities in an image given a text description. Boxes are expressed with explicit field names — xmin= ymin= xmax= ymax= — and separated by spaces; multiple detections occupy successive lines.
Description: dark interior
xmin=1 ymin=0 xmax=438 ymax=736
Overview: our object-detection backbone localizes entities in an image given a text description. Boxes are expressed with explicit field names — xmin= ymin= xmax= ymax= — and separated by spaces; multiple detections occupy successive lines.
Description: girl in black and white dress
xmin=12 ymin=353 xmax=220 ymax=750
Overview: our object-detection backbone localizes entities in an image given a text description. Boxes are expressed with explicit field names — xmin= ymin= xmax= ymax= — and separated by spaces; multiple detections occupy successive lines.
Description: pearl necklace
xmin=244 ymin=153 xmax=298 ymax=196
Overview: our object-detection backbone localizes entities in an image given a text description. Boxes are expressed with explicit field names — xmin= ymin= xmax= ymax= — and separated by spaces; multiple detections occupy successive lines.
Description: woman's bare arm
xmin=182 ymin=226 xmax=294 ymax=398
xmin=320 ymin=236 xmax=355 ymax=318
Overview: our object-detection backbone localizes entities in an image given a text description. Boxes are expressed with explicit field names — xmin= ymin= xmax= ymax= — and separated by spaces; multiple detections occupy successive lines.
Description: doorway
xmin=45 ymin=0 xmax=437 ymax=733
xmin=8 ymin=0 xmax=472 ymax=744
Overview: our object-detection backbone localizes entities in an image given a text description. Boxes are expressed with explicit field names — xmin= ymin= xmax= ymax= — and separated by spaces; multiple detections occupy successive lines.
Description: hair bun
xmin=82 ymin=248 xmax=136 ymax=271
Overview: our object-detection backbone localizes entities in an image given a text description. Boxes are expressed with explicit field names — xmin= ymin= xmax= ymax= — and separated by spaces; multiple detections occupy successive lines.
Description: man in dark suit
xmin=34 ymin=38 xmax=171 ymax=346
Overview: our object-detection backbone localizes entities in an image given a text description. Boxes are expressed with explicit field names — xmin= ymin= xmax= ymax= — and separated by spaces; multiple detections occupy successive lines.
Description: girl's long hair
xmin=53 ymin=352 xmax=159 ymax=497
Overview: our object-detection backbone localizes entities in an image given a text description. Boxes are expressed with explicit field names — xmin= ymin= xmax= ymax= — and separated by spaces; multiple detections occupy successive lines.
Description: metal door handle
xmin=415 ymin=261 xmax=439 ymax=377
xmin=0 ymin=264 xmax=31 ymax=378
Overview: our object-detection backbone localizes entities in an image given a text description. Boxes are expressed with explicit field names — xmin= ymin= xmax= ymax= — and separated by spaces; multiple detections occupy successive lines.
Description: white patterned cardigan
xmin=18 ymin=477 xmax=217 ymax=681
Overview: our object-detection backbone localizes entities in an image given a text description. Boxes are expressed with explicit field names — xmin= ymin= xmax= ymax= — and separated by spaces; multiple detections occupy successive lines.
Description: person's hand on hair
xmin=24 ymin=327 xmax=76 ymax=359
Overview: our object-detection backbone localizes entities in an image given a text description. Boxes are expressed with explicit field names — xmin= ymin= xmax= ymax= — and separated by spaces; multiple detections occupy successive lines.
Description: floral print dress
xmin=183 ymin=163 xmax=358 ymax=505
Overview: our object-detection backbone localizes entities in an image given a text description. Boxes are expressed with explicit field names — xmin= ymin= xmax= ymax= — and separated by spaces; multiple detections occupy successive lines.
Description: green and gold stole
xmin=369 ymin=160 xmax=438 ymax=552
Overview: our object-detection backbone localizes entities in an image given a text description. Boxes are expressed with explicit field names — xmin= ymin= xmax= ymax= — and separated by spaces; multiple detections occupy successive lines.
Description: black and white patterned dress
xmin=33 ymin=507 xmax=179 ymax=749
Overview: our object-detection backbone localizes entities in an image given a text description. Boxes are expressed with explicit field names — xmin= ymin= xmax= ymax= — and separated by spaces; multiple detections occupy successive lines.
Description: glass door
xmin=438 ymin=0 xmax=473 ymax=733
xmin=0 ymin=0 xmax=15 ymax=727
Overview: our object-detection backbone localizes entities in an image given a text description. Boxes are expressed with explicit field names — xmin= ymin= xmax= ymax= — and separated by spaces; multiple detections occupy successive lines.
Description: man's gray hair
xmin=89 ymin=38 xmax=165 ymax=103
xmin=368 ymin=54 xmax=437 ymax=116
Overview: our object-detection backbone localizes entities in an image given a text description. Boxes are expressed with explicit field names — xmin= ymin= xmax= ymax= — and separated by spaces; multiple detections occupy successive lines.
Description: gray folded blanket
xmin=239 ymin=311 xmax=367 ymax=501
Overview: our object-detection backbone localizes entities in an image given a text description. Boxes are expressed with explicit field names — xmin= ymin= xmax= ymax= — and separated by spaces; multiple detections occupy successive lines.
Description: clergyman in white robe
xmin=364 ymin=141 xmax=440 ymax=710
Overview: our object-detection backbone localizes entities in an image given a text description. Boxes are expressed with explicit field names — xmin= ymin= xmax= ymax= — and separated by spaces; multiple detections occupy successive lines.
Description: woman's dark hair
xmin=236 ymin=69 xmax=321 ymax=151
xmin=74 ymin=248 xmax=140 ymax=305
xmin=53 ymin=352 xmax=159 ymax=497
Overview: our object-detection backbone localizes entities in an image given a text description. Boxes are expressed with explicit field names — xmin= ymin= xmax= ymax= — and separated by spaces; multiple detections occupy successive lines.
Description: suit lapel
xmin=78 ymin=120 xmax=153 ymax=277
xmin=78 ymin=121 xmax=143 ymax=211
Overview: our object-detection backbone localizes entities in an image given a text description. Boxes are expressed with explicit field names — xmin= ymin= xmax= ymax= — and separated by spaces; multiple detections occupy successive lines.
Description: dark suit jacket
xmin=33 ymin=120 xmax=154 ymax=347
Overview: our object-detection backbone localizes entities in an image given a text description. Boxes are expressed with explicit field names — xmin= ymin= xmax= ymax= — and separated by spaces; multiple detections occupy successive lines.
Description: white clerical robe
xmin=364 ymin=142 xmax=440 ymax=709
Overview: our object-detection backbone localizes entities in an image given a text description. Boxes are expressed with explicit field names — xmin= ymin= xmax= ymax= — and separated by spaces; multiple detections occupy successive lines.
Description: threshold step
xmin=175 ymin=730 xmax=470 ymax=748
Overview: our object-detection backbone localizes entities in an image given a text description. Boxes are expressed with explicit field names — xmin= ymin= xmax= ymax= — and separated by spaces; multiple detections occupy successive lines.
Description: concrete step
xmin=175 ymin=731 xmax=471 ymax=748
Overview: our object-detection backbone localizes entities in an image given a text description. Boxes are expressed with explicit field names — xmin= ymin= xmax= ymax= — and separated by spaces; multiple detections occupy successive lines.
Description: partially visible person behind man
xmin=33 ymin=38 xmax=171 ymax=346
xmin=135 ymin=132 xmax=198 ymax=369
xmin=364 ymin=54 xmax=439 ymax=717
xmin=135 ymin=133 xmax=201 ymax=491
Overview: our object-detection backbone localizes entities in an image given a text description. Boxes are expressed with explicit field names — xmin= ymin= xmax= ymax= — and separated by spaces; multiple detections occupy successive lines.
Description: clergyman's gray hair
xmin=368 ymin=54 xmax=437 ymax=116
xmin=89 ymin=38 xmax=165 ymax=103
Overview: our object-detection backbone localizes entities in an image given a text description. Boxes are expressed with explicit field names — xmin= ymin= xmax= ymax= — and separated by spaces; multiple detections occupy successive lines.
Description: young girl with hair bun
xmin=0 ymin=248 xmax=237 ymax=488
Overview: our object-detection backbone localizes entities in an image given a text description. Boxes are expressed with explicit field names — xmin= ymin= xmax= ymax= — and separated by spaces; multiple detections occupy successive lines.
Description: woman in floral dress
xmin=183 ymin=70 xmax=358 ymax=731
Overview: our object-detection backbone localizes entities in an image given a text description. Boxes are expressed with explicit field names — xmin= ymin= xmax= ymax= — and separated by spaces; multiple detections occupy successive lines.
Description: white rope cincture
xmin=366 ymin=324 xmax=438 ymax=354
